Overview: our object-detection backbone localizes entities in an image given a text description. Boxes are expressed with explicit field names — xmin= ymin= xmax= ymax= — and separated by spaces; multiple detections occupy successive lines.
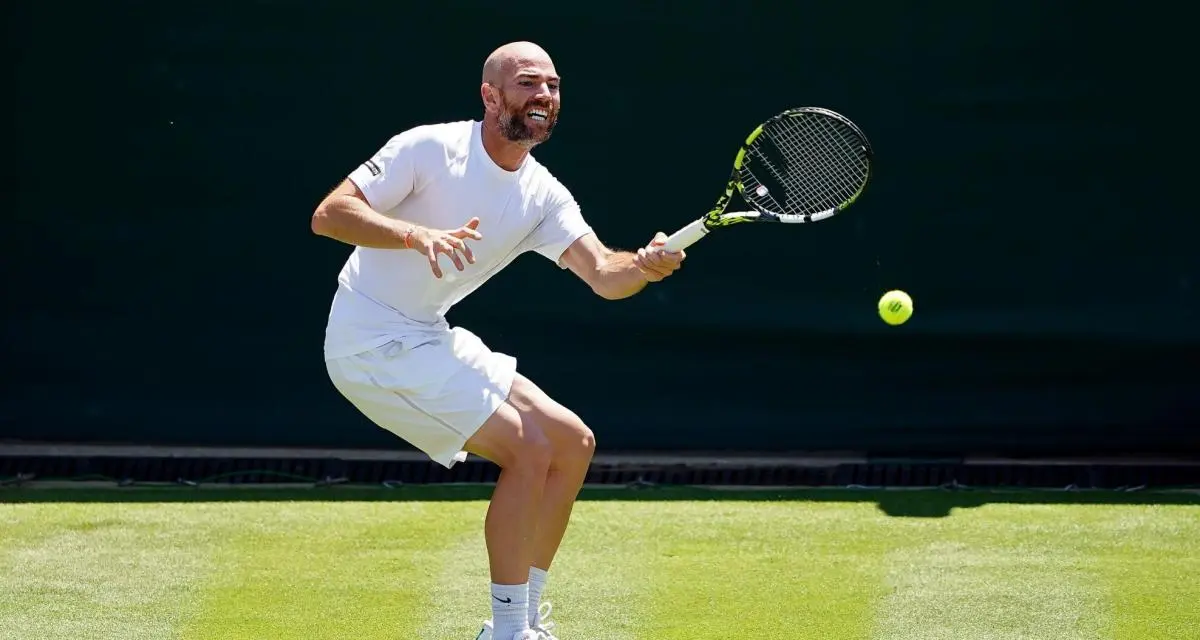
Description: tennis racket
xmin=661 ymin=107 xmax=873 ymax=252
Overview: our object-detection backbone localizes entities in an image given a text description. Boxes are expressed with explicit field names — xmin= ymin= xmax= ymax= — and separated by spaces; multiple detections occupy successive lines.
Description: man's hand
xmin=409 ymin=217 xmax=484 ymax=278
xmin=633 ymin=231 xmax=686 ymax=282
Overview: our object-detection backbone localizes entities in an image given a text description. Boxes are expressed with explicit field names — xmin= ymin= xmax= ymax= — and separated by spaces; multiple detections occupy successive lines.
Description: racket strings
xmin=741 ymin=114 xmax=869 ymax=215
xmin=775 ymin=117 xmax=865 ymax=208
xmin=777 ymin=117 xmax=865 ymax=207
xmin=765 ymin=118 xmax=862 ymax=211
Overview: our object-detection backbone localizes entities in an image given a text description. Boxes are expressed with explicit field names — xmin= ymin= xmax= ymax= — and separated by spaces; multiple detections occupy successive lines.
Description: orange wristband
xmin=402 ymin=228 xmax=413 ymax=249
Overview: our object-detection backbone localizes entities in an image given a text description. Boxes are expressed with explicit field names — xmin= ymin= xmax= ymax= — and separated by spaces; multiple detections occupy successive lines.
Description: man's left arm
xmin=559 ymin=232 xmax=685 ymax=300
xmin=527 ymin=179 xmax=684 ymax=299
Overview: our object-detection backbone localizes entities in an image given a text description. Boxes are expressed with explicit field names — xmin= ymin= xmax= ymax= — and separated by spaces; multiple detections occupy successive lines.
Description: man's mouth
xmin=527 ymin=108 xmax=549 ymax=122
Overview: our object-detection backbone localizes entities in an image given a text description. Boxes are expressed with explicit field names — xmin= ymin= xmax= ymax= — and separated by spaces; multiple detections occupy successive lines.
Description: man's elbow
xmin=311 ymin=202 xmax=337 ymax=238
xmin=583 ymin=268 xmax=618 ymax=300
xmin=592 ymin=284 xmax=626 ymax=301
xmin=590 ymin=278 xmax=642 ymax=301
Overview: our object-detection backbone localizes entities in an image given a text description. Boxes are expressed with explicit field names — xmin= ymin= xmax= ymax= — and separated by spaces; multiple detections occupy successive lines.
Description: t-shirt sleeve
xmin=346 ymin=129 xmax=426 ymax=212
xmin=528 ymin=179 xmax=594 ymax=267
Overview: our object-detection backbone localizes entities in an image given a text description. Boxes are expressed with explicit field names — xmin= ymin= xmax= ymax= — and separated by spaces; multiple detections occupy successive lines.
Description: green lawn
xmin=1 ymin=486 xmax=1197 ymax=639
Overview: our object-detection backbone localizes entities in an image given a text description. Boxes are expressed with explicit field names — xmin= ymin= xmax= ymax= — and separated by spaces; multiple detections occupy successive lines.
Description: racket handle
xmin=661 ymin=218 xmax=708 ymax=252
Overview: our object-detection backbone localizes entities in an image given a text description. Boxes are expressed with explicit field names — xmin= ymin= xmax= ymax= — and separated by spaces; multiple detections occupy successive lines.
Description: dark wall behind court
xmin=5 ymin=1 xmax=1198 ymax=456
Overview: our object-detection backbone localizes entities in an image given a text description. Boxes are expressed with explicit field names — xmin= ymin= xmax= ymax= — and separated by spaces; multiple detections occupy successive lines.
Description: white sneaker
xmin=474 ymin=603 xmax=558 ymax=640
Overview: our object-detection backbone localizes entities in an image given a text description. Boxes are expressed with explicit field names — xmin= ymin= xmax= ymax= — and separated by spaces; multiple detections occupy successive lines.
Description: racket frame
xmin=662 ymin=107 xmax=873 ymax=252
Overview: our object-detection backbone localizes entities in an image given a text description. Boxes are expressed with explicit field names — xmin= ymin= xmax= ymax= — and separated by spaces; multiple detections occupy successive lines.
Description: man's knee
xmin=574 ymin=423 xmax=597 ymax=463
xmin=506 ymin=374 xmax=596 ymax=466
xmin=550 ymin=417 xmax=595 ymax=471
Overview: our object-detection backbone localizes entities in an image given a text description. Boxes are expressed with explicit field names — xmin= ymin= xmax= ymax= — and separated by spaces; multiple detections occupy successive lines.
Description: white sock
xmin=527 ymin=567 xmax=548 ymax=625
xmin=490 ymin=582 xmax=530 ymax=637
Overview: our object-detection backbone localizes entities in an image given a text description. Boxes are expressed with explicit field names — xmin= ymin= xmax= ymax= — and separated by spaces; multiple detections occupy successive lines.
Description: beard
xmin=497 ymin=94 xmax=558 ymax=148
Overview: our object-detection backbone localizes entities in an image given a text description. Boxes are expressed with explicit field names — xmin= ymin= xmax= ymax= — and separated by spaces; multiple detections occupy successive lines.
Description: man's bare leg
xmin=464 ymin=401 xmax=554 ymax=638
xmin=504 ymin=374 xmax=597 ymax=625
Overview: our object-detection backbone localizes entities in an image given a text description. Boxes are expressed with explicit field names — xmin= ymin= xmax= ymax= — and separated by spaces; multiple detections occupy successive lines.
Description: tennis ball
xmin=878 ymin=290 xmax=913 ymax=325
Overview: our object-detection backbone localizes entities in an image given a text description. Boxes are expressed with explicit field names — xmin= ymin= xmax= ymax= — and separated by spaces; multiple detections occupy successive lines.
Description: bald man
xmin=312 ymin=41 xmax=685 ymax=639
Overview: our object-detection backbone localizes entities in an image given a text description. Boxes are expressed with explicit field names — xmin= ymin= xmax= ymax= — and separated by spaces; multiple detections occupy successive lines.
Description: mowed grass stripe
xmin=1094 ymin=505 xmax=1200 ymax=639
xmin=630 ymin=495 xmax=891 ymax=638
xmin=872 ymin=538 xmax=1107 ymax=640
xmin=870 ymin=499 xmax=1200 ymax=640
xmin=0 ymin=502 xmax=218 ymax=640
xmin=178 ymin=500 xmax=481 ymax=639
xmin=414 ymin=519 xmax=493 ymax=639
xmin=417 ymin=492 xmax=650 ymax=639
xmin=528 ymin=494 xmax=660 ymax=640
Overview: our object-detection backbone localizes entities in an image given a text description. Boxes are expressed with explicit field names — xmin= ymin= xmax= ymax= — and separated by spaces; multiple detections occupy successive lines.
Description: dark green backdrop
xmin=6 ymin=1 xmax=1197 ymax=456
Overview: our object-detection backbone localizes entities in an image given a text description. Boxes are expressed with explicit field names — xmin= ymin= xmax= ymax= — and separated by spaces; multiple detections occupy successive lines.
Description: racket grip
xmin=661 ymin=218 xmax=708 ymax=252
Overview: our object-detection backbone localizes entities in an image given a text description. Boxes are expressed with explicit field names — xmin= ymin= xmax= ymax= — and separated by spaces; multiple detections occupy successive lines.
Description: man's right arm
xmin=311 ymin=179 xmax=419 ymax=249
xmin=311 ymin=130 xmax=425 ymax=249
xmin=310 ymin=130 xmax=483 ymax=277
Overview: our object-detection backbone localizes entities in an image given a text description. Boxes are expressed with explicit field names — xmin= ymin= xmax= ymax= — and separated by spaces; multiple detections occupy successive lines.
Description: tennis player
xmin=311 ymin=41 xmax=684 ymax=640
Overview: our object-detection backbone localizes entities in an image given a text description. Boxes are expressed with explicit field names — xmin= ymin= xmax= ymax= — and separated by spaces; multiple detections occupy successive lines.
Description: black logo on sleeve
xmin=364 ymin=159 xmax=381 ymax=176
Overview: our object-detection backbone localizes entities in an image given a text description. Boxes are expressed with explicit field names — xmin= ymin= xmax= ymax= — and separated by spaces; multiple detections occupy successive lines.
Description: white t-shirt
xmin=322 ymin=120 xmax=594 ymax=360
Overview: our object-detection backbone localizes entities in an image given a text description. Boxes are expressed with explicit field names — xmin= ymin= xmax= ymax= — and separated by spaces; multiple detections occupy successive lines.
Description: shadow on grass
xmin=3 ymin=484 xmax=1198 ymax=518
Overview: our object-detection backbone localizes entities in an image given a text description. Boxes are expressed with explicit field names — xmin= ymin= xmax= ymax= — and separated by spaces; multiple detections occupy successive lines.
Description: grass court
xmin=2 ymin=485 xmax=1197 ymax=639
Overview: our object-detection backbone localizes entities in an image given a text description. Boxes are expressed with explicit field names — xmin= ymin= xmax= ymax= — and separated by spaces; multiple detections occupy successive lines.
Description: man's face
xmin=492 ymin=63 xmax=561 ymax=148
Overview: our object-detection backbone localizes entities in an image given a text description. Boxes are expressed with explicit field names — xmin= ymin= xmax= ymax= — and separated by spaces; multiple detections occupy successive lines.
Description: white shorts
xmin=324 ymin=326 xmax=517 ymax=468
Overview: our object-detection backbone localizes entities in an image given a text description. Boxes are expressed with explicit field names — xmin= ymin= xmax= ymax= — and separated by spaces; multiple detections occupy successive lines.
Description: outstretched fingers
xmin=420 ymin=218 xmax=484 ymax=279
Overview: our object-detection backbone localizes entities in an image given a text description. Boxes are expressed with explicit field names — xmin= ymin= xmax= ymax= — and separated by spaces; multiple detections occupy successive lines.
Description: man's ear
xmin=480 ymin=83 xmax=498 ymax=113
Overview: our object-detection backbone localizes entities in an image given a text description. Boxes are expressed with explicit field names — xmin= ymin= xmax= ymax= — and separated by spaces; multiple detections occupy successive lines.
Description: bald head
xmin=480 ymin=41 xmax=562 ymax=150
xmin=482 ymin=41 xmax=555 ymax=85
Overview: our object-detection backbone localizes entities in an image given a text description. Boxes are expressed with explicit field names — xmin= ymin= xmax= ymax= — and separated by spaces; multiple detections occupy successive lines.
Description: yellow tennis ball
xmin=878 ymin=290 xmax=913 ymax=325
